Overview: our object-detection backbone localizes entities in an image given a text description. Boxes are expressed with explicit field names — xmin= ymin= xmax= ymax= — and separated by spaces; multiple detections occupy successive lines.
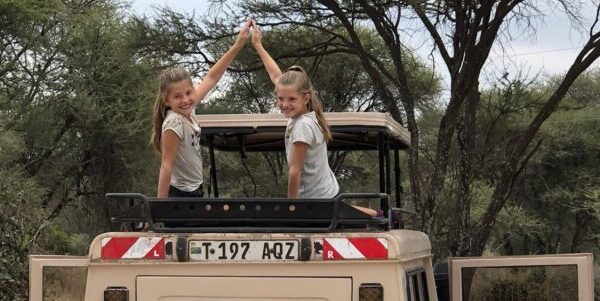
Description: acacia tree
xmin=203 ymin=0 xmax=600 ymax=258
xmin=132 ymin=0 xmax=600 ymax=258
xmin=1 ymin=1 xmax=159 ymax=298
xmin=132 ymin=10 xmax=440 ymax=197
xmin=501 ymin=72 xmax=600 ymax=255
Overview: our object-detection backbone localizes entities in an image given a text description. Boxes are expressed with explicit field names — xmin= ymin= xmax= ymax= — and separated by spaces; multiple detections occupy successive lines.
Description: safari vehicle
xmin=29 ymin=112 xmax=595 ymax=301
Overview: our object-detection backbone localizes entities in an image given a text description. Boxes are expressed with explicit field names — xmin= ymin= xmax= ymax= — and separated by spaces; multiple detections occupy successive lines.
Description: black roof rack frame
xmin=107 ymin=193 xmax=394 ymax=233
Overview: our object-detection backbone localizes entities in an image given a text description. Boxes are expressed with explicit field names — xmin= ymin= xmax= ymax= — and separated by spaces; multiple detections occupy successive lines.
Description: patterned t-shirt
xmin=285 ymin=111 xmax=339 ymax=198
xmin=162 ymin=110 xmax=203 ymax=191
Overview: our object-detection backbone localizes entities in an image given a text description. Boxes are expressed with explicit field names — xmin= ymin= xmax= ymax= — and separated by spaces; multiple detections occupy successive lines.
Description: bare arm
xmin=251 ymin=21 xmax=282 ymax=85
xmin=195 ymin=19 xmax=252 ymax=102
xmin=287 ymin=142 xmax=308 ymax=198
xmin=157 ymin=130 xmax=180 ymax=198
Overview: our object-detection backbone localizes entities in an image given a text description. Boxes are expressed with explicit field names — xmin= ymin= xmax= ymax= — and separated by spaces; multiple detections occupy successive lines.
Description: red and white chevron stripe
xmin=101 ymin=237 xmax=165 ymax=260
xmin=322 ymin=237 xmax=388 ymax=260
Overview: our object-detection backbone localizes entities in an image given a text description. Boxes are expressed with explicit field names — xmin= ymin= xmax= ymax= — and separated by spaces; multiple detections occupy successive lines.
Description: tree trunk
xmin=471 ymin=30 xmax=600 ymax=257
xmin=453 ymin=83 xmax=480 ymax=256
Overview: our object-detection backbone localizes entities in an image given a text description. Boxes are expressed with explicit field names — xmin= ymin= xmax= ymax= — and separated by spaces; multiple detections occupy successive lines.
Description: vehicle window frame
xmin=406 ymin=267 xmax=430 ymax=301
xmin=449 ymin=253 xmax=594 ymax=301
xmin=29 ymin=255 xmax=89 ymax=301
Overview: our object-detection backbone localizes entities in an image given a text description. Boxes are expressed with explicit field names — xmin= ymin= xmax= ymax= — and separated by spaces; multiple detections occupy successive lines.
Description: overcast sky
xmin=127 ymin=0 xmax=600 ymax=90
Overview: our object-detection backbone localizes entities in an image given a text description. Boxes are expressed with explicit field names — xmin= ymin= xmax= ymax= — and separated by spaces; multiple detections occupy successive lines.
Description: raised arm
xmin=251 ymin=21 xmax=282 ymax=85
xmin=195 ymin=18 xmax=252 ymax=102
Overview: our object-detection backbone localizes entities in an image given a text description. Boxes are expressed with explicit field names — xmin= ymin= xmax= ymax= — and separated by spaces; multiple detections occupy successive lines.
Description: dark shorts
xmin=168 ymin=184 xmax=204 ymax=198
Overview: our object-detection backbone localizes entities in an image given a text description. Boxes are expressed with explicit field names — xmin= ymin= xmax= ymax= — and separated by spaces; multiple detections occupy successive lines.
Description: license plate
xmin=189 ymin=240 xmax=299 ymax=261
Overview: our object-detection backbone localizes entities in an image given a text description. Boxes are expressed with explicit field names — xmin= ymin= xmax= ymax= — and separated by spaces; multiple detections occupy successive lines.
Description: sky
xmin=126 ymin=0 xmax=600 ymax=90
xmin=128 ymin=0 xmax=210 ymax=15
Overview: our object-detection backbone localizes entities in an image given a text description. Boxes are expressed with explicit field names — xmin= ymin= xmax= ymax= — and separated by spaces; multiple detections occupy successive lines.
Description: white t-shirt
xmin=285 ymin=111 xmax=339 ymax=198
xmin=162 ymin=110 xmax=203 ymax=191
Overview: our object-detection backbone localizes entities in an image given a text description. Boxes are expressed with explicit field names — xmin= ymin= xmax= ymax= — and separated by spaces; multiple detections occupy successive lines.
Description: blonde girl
xmin=251 ymin=21 xmax=378 ymax=216
xmin=276 ymin=64 xmax=340 ymax=199
xmin=151 ymin=19 xmax=251 ymax=198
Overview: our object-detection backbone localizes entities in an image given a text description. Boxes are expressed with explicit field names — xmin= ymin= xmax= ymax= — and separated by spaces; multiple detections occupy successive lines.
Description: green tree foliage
xmin=0 ymin=0 xmax=160 ymax=298
xmin=445 ymin=70 xmax=600 ymax=260
xmin=132 ymin=10 xmax=438 ymax=199
xmin=2 ymin=0 xmax=600 ymax=299
xmin=203 ymin=1 xmax=600 ymax=266
xmin=504 ymin=102 xmax=600 ymax=255
xmin=0 ymin=126 xmax=46 ymax=301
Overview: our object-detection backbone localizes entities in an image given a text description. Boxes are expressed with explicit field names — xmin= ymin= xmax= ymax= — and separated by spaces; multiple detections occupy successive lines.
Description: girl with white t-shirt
xmin=279 ymin=66 xmax=339 ymax=199
xmin=251 ymin=21 xmax=378 ymax=216
xmin=150 ymin=19 xmax=251 ymax=198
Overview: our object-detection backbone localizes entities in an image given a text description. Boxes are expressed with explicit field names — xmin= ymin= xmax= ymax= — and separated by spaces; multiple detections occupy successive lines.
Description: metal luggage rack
xmin=106 ymin=193 xmax=396 ymax=233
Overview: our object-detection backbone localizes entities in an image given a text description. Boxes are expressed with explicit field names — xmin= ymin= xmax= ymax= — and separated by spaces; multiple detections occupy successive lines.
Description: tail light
xmin=359 ymin=283 xmax=383 ymax=301
xmin=104 ymin=286 xmax=128 ymax=301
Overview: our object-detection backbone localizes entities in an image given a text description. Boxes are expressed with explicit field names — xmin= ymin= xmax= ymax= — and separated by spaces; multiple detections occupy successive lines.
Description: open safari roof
xmin=195 ymin=111 xmax=408 ymax=209
xmin=197 ymin=112 xmax=411 ymax=151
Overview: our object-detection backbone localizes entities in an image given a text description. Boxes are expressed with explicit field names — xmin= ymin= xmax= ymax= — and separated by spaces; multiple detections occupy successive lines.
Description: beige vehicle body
xmin=31 ymin=229 xmax=436 ymax=301
xmin=29 ymin=113 xmax=594 ymax=301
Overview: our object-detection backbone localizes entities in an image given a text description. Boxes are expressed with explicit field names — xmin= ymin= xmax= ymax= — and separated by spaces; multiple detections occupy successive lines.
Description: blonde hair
xmin=277 ymin=66 xmax=332 ymax=142
xmin=151 ymin=67 xmax=193 ymax=153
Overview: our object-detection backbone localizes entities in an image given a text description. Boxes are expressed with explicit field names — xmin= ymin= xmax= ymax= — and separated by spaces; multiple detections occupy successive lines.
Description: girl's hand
xmin=234 ymin=18 xmax=252 ymax=49
xmin=249 ymin=18 xmax=281 ymax=85
xmin=251 ymin=19 xmax=262 ymax=48
xmin=195 ymin=18 xmax=252 ymax=102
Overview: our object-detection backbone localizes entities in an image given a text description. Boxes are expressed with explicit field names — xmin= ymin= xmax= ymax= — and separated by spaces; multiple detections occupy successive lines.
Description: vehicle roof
xmin=197 ymin=112 xmax=411 ymax=151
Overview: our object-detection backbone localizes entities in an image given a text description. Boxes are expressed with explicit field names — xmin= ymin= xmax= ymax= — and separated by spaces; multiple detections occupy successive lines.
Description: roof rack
xmin=107 ymin=193 xmax=392 ymax=233
xmin=197 ymin=113 xmax=408 ymax=214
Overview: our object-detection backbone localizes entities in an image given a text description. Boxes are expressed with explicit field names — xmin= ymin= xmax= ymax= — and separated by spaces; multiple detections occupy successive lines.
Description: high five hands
xmin=233 ymin=18 xmax=265 ymax=50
